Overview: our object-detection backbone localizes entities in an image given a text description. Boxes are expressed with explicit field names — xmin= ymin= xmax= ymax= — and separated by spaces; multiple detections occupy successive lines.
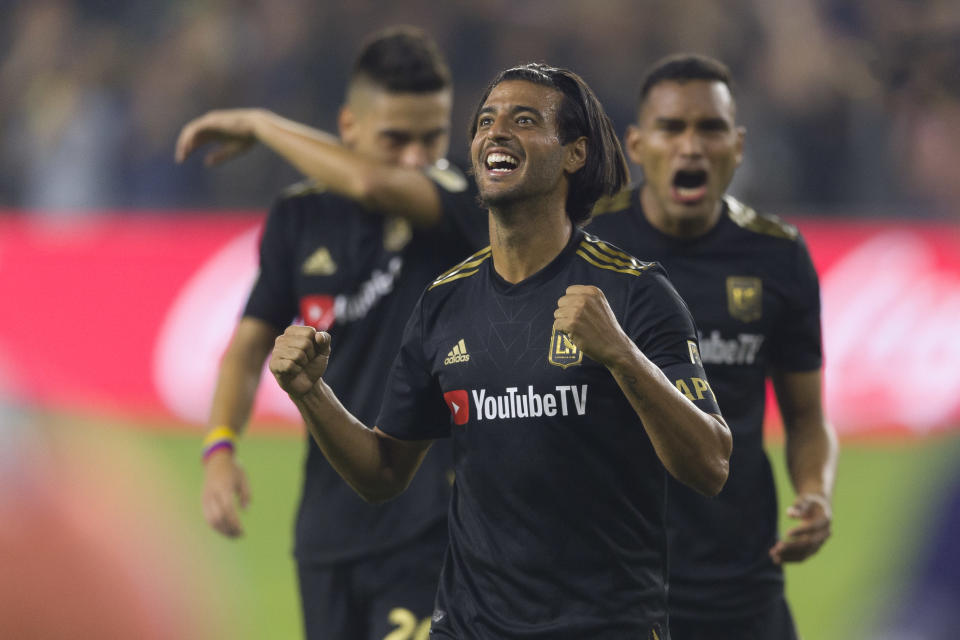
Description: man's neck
xmin=640 ymin=187 xmax=724 ymax=238
xmin=487 ymin=199 xmax=573 ymax=284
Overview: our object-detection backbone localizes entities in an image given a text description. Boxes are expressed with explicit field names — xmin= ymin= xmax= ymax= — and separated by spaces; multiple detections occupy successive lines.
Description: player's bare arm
xmin=270 ymin=325 xmax=433 ymax=503
xmin=175 ymin=108 xmax=443 ymax=226
xmin=769 ymin=368 xmax=838 ymax=564
xmin=202 ymin=317 xmax=277 ymax=537
xmin=554 ymin=284 xmax=732 ymax=496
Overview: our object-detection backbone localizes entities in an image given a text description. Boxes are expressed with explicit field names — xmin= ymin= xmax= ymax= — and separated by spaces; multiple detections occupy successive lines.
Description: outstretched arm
xmin=769 ymin=368 xmax=837 ymax=564
xmin=175 ymin=109 xmax=443 ymax=226
xmin=270 ymin=325 xmax=432 ymax=503
xmin=554 ymin=285 xmax=732 ymax=496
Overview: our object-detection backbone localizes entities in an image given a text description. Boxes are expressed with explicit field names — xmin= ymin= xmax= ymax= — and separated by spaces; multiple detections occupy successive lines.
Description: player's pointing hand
xmin=553 ymin=285 xmax=633 ymax=368
xmin=270 ymin=326 xmax=332 ymax=397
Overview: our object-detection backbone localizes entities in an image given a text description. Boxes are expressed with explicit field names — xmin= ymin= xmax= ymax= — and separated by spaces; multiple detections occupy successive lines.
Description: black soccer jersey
xmin=244 ymin=164 xmax=486 ymax=564
xmin=377 ymin=228 xmax=721 ymax=639
xmin=587 ymin=186 xmax=823 ymax=620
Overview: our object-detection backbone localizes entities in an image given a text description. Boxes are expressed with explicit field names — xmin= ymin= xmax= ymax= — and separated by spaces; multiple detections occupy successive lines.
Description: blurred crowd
xmin=1 ymin=0 xmax=958 ymax=216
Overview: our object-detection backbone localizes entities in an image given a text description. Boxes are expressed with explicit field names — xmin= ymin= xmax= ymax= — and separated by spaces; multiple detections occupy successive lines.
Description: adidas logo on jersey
xmin=444 ymin=339 xmax=470 ymax=365
xmin=301 ymin=247 xmax=337 ymax=275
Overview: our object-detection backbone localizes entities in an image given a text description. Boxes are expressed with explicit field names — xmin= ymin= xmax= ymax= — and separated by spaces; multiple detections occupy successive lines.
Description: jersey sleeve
xmin=425 ymin=162 xmax=488 ymax=251
xmin=626 ymin=270 xmax=722 ymax=415
xmin=243 ymin=199 xmax=300 ymax=330
xmin=376 ymin=296 xmax=452 ymax=440
xmin=768 ymin=236 xmax=823 ymax=372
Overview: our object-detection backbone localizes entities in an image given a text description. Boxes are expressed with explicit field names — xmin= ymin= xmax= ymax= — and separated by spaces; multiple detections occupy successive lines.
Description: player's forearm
xmin=609 ymin=346 xmax=732 ymax=496
xmin=250 ymin=111 xmax=442 ymax=226
xmin=775 ymin=369 xmax=837 ymax=501
xmin=207 ymin=341 xmax=269 ymax=437
xmin=249 ymin=109 xmax=359 ymax=192
xmin=785 ymin=413 xmax=838 ymax=501
xmin=291 ymin=380 xmax=418 ymax=503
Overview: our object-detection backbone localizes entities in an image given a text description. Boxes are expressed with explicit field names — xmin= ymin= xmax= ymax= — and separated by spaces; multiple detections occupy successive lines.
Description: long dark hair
xmin=469 ymin=63 xmax=629 ymax=225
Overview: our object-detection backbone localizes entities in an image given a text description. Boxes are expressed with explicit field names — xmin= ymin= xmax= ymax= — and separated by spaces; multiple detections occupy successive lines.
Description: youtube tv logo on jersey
xmin=444 ymin=390 xmax=470 ymax=425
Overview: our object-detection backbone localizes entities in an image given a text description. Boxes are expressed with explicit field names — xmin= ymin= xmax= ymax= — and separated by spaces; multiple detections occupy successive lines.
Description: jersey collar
xmin=488 ymin=226 xmax=584 ymax=296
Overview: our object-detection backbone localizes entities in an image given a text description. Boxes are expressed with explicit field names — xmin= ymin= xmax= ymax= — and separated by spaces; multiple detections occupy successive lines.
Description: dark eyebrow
xmin=653 ymin=117 xmax=684 ymax=127
xmin=652 ymin=116 xmax=731 ymax=129
xmin=511 ymin=105 xmax=542 ymax=117
xmin=478 ymin=105 xmax=544 ymax=119
xmin=380 ymin=126 xmax=448 ymax=138
xmin=421 ymin=126 xmax=448 ymax=137
xmin=698 ymin=117 xmax=730 ymax=128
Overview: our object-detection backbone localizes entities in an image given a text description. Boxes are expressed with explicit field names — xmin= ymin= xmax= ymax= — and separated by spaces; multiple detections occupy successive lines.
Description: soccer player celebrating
xmin=270 ymin=63 xmax=732 ymax=639
xmin=588 ymin=54 xmax=839 ymax=639
xmin=178 ymin=28 xmax=485 ymax=640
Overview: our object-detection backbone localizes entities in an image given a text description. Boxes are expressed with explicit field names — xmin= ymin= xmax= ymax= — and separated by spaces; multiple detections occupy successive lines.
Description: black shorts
xmin=298 ymin=521 xmax=447 ymax=640
xmin=669 ymin=596 xmax=798 ymax=640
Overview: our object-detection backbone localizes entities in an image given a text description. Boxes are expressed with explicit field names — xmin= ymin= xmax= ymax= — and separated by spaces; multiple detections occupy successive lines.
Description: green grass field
xmin=27 ymin=413 xmax=960 ymax=639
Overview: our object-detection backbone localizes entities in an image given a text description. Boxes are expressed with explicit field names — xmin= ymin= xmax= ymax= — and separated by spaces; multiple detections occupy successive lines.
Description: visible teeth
xmin=486 ymin=152 xmax=518 ymax=168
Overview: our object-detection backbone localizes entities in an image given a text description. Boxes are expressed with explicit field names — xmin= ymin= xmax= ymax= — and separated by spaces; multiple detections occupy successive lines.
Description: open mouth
xmin=671 ymin=169 xmax=708 ymax=203
xmin=485 ymin=151 xmax=519 ymax=174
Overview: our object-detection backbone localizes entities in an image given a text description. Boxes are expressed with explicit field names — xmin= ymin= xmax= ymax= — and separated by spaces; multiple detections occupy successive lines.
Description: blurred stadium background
xmin=2 ymin=1 xmax=959 ymax=638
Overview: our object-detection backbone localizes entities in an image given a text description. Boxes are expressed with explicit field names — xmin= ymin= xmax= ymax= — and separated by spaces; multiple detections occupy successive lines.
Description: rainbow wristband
xmin=202 ymin=426 xmax=237 ymax=463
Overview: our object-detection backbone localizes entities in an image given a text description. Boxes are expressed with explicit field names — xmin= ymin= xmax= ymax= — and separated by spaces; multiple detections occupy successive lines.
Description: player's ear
xmin=564 ymin=136 xmax=587 ymax=174
xmin=625 ymin=124 xmax=644 ymax=166
xmin=338 ymin=106 xmax=356 ymax=145
xmin=734 ymin=125 xmax=746 ymax=167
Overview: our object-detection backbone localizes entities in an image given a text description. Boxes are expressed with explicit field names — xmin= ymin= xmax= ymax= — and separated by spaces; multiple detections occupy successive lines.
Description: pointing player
xmin=588 ymin=54 xmax=838 ymax=639
xmin=178 ymin=28 xmax=484 ymax=640
xmin=270 ymin=63 xmax=732 ymax=639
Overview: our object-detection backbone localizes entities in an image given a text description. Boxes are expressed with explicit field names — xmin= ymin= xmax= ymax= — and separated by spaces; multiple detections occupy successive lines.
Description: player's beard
xmin=476 ymin=164 xmax=564 ymax=224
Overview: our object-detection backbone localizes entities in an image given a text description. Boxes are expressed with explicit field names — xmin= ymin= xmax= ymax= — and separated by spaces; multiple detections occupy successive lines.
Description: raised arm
xmin=769 ymin=368 xmax=838 ymax=564
xmin=554 ymin=285 xmax=732 ymax=496
xmin=269 ymin=325 xmax=433 ymax=503
xmin=175 ymin=109 xmax=444 ymax=226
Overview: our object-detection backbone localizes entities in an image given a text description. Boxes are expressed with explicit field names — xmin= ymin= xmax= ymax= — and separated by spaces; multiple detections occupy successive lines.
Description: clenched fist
xmin=270 ymin=326 xmax=332 ymax=397
xmin=553 ymin=285 xmax=632 ymax=368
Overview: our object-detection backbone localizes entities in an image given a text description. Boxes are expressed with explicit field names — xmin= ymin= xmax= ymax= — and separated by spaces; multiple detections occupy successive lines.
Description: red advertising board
xmin=802 ymin=220 xmax=960 ymax=436
xmin=1 ymin=213 xmax=958 ymax=436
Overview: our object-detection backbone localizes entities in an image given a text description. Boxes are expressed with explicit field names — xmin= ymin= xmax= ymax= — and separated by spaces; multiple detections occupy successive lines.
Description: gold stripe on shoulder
xmin=580 ymin=236 xmax=656 ymax=274
xmin=582 ymin=235 xmax=651 ymax=267
xmin=725 ymin=196 xmax=798 ymax=241
xmin=575 ymin=249 xmax=647 ymax=276
xmin=425 ymin=161 xmax=468 ymax=193
xmin=428 ymin=247 xmax=491 ymax=290
xmin=590 ymin=187 xmax=634 ymax=217
xmin=280 ymin=179 xmax=327 ymax=199
xmin=433 ymin=246 xmax=491 ymax=281
xmin=578 ymin=240 xmax=645 ymax=271
xmin=428 ymin=269 xmax=481 ymax=290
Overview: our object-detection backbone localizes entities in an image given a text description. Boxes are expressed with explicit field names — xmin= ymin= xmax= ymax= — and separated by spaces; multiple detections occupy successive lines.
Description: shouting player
xmin=589 ymin=54 xmax=838 ymax=640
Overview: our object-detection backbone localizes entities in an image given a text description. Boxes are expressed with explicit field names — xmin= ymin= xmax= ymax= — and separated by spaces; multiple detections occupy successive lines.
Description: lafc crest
xmin=383 ymin=218 xmax=412 ymax=252
xmin=726 ymin=276 xmax=762 ymax=322
xmin=549 ymin=327 xmax=582 ymax=369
